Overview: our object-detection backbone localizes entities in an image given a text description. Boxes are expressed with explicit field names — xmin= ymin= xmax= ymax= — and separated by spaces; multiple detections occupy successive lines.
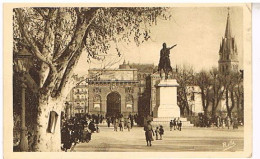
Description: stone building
xmin=87 ymin=61 xmax=139 ymax=117
xmin=65 ymin=75 xmax=88 ymax=117
xmin=218 ymin=10 xmax=239 ymax=74
xmin=217 ymin=10 xmax=241 ymax=115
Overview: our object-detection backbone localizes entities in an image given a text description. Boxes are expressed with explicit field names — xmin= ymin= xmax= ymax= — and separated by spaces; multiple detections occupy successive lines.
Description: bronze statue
xmin=158 ymin=43 xmax=177 ymax=79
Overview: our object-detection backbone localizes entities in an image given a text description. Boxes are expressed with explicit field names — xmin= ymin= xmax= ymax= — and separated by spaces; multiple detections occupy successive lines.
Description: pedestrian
xmin=226 ymin=116 xmax=231 ymax=129
xmin=88 ymin=120 xmax=96 ymax=133
xmin=144 ymin=120 xmax=154 ymax=146
xmin=119 ymin=117 xmax=124 ymax=131
xmin=221 ymin=118 xmax=225 ymax=129
xmin=159 ymin=125 xmax=164 ymax=140
xmin=178 ymin=121 xmax=182 ymax=131
xmin=170 ymin=120 xmax=173 ymax=131
xmin=96 ymin=124 xmax=100 ymax=133
xmin=233 ymin=117 xmax=238 ymax=129
xmin=176 ymin=117 xmax=180 ymax=130
xmin=216 ymin=116 xmax=220 ymax=128
xmin=127 ymin=118 xmax=131 ymax=131
xmin=124 ymin=118 xmax=128 ymax=129
xmin=107 ymin=117 xmax=111 ymax=127
xmin=114 ymin=118 xmax=118 ymax=131
xmin=173 ymin=118 xmax=177 ymax=130
xmin=155 ymin=127 xmax=159 ymax=140
xmin=129 ymin=114 xmax=134 ymax=128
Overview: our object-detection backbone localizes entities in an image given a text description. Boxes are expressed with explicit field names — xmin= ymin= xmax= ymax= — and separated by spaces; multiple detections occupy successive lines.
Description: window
xmin=93 ymin=95 xmax=101 ymax=109
xmin=126 ymin=94 xmax=133 ymax=109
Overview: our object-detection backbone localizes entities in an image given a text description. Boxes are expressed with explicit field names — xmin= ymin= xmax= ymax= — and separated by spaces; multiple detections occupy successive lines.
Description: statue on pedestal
xmin=158 ymin=43 xmax=177 ymax=80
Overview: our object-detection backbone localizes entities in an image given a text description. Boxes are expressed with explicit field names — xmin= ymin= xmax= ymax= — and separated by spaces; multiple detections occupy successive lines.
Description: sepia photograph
xmin=3 ymin=3 xmax=252 ymax=158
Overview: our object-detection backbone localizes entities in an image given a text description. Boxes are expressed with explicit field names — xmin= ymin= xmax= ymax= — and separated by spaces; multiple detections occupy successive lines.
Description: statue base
xmin=153 ymin=79 xmax=180 ymax=118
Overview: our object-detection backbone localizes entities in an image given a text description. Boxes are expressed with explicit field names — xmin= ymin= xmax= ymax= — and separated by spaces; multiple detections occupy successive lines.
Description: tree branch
xmin=54 ymin=8 xmax=99 ymax=64
xmin=14 ymin=9 xmax=52 ymax=66
xmin=41 ymin=8 xmax=57 ymax=57
xmin=33 ymin=8 xmax=48 ymax=20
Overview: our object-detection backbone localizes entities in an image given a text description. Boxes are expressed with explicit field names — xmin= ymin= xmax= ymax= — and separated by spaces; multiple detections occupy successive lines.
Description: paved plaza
xmin=73 ymin=126 xmax=244 ymax=152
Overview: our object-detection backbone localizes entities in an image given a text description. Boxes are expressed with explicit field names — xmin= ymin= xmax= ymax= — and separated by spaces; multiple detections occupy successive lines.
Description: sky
xmin=74 ymin=7 xmax=243 ymax=76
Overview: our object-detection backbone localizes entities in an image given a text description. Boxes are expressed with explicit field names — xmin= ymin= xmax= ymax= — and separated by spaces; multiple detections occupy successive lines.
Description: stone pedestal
xmin=153 ymin=79 xmax=180 ymax=118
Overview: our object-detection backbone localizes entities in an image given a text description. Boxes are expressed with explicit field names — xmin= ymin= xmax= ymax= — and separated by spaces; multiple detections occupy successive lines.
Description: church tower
xmin=218 ymin=9 xmax=239 ymax=74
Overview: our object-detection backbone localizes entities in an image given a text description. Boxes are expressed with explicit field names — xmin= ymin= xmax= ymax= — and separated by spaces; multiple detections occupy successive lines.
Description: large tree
xmin=195 ymin=70 xmax=212 ymax=116
xmin=13 ymin=7 xmax=169 ymax=151
xmin=224 ymin=71 xmax=244 ymax=118
xmin=176 ymin=66 xmax=195 ymax=116
xmin=210 ymin=68 xmax=225 ymax=118
xmin=234 ymin=71 xmax=244 ymax=119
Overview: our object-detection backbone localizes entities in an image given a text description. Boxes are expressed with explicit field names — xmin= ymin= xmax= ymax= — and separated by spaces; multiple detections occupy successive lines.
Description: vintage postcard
xmin=3 ymin=3 xmax=252 ymax=159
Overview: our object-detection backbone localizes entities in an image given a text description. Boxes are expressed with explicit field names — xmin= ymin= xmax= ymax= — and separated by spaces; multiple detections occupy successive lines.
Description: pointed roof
xmin=225 ymin=8 xmax=232 ymax=38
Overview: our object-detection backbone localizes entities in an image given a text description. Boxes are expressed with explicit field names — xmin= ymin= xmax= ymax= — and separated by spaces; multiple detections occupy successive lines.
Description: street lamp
xmin=14 ymin=46 xmax=32 ymax=151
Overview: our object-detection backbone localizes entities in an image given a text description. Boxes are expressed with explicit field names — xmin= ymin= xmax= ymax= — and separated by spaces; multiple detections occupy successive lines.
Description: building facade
xmin=87 ymin=61 xmax=139 ymax=117
xmin=218 ymin=10 xmax=241 ymax=114
xmin=218 ymin=11 xmax=239 ymax=74
xmin=65 ymin=75 xmax=89 ymax=117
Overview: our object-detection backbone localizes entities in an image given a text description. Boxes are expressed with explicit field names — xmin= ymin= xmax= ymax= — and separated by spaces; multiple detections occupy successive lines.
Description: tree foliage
xmin=13 ymin=7 xmax=170 ymax=99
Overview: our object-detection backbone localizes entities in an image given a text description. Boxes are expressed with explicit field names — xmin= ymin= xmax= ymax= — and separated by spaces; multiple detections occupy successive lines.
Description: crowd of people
xmin=106 ymin=113 xmax=137 ymax=132
xmin=61 ymin=114 xmax=101 ymax=151
xmin=197 ymin=114 xmax=242 ymax=129
xmin=60 ymin=113 xmax=139 ymax=151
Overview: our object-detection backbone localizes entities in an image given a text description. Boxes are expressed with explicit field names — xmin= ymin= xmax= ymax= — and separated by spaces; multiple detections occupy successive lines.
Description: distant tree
xmin=234 ymin=70 xmax=244 ymax=119
xmin=224 ymin=71 xmax=244 ymax=118
xmin=13 ymin=7 xmax=170 ymax=151
xmin=177 ymin=66 xmax=195 ymax=116
xmin=195 ymin=70 xmax=212 ymax=116
xmin=210 ymin=68 xmax=225 ymax=118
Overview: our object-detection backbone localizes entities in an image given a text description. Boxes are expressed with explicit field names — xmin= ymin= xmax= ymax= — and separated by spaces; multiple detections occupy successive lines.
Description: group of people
xmin=144 ymin=121 xmax=166 ymax=146
xmin=106 ymin=113 xmax=136 ymax=132
xmin=215 ymin=116 xmax=239 ymax=129
xmin=197 ymin=114 xmax=241 ymax=129
xmin=169 ymin=118 xmax=182 ymax=131
xmin=61 ymin=115 xmax=99 ymax=152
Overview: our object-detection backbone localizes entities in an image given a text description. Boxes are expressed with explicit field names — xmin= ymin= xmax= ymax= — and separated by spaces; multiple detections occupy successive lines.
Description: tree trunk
xmin=236 ymin=95 xmax=241 ymax=117
xmin=204 ymin=108 xmax=208 ymax=117
xmin=33 ymin=94 xmax=63 ymax=152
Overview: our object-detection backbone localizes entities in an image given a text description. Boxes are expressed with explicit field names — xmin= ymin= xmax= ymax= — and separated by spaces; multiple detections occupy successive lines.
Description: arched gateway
xmin=106 ymin=92 xmax=121 ymax=116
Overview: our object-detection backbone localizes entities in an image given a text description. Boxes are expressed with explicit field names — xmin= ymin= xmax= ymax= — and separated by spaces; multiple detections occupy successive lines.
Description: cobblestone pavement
xmin=73 ymin=126 xmax=244 ymax=152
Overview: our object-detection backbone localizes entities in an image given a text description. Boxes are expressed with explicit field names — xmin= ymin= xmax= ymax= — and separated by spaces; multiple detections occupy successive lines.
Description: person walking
xmin=127 ymin=118 xmax=131 ymax=131
xmin=113 ymin=118 xmax=118 ymax=131
xmin=226 ymin=116 xmax=231 ymax=129
xmin=119 ymin=117 xmax=124 ymax=131
xmin=155 ymin=127 xmax=159 ymax=140
xmin=144 ymin=120 xmax=154 ymax=146
xmin=170 ymin=120 xmax=173 ymax=131
xmin=130 ymin=115 xmax=134 ymax=128
xmin=178 ymin=121 xmax=182 ymax=131
xmin=107 ymin=117 xmax=111 ymax=128
xmin=221 ymin=118 xmax=225 ymax=129
xmin=216 ymin=116 xmax=220 ymax=128
xmin=159 ymin=125 xmax=164 ymax=140
xmin=176 ymin=118 xmax=180 ymax=130
xmin=173 ymin=118 xmax=177 ymax=130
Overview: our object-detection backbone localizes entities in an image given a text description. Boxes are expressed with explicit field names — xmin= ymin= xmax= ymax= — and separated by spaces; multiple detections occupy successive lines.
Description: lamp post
xmin=14 ymin=46 xmax=32 ymax=151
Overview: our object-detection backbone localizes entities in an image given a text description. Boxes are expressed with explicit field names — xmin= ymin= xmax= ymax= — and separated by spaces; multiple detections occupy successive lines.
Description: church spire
xmin=225 ymin=8 xmax=232 ymax=38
